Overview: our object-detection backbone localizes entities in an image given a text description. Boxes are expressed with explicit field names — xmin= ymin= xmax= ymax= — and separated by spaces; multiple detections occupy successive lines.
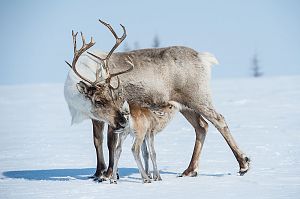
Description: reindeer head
xmin=65 ymin=20 xmax=134 ymax=129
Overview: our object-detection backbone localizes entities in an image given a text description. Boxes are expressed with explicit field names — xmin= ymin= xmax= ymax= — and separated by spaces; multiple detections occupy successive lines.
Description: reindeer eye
xmin=94 ymin=100 xmax=104 ymax=107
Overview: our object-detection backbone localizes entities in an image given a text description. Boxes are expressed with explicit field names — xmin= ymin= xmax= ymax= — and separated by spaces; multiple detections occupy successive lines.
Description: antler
xmin=87 ymin=20 xmax=126 ymax=68
xmin=87 ymin=20 xmax=132 ymax=81
xmin=110 ymin=56 xmax=134 ymax=78
xmin=65 ymin=31 xmax=95 ymax=85
xmin=108 ymin=56 xmax=135 ymax=90
xmin=98 ymin=19 xmax=127 ymax=61
xmin=66 ymin=20 xmax=133 ymax=90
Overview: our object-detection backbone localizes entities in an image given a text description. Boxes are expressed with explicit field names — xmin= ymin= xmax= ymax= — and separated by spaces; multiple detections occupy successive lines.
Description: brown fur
xmin=65 ymin=46 xmax=250 ymax=180
xmin=111 ymin=102 xmax=177 ymax=183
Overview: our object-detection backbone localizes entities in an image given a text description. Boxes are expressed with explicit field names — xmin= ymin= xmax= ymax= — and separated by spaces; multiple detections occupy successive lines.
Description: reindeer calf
xmin=110 ymin=101 xmax=179 ymax=183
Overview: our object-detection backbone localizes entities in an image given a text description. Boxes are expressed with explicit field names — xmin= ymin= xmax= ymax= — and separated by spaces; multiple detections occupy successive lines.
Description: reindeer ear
xmin=121 ymin=101 xmax=130 ymax=114
xmin=76 ymin=81 xmax=89 ymax=95
xmin=98 ymin=65 xmax=110 ymax=82
xmin=108 ymin=76 xmax=119 ymax=89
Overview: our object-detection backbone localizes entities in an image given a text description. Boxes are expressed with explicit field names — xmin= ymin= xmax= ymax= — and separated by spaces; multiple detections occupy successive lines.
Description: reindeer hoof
xmin=110 ymin=179 xmax=118 ymax=184
xmin=92 ymin=174 xmax=110 ymax=182
xmin=93 ymin=177 xmax=103 ymax=183
xmin=143 ymin=178 xmax=151 ymax=183
xmin=99 ymin=176 xmax=109 ymax=182
xmin=179 ymin=170 xmax=198 ymax=177
xmin=153 ymin=175 xmax=162 ymax=181
xmin=89 ymin=175 xmax=99 ymax=181
xmin=239 ymin=169 xmax=248 ymax=176
xmin=148 ymin=174 xmax=152 ymax=179
xmin=89 ymin=169 xmax=106 ymax=180
xmin=239 ymin=156 xmax=250 ymax=176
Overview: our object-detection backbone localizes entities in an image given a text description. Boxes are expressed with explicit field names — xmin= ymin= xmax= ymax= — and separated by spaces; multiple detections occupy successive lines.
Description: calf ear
xmin=121 ymin=101 xmax=130 ymax=114
xmin=76 ymin=81 xmax=89 ymax=95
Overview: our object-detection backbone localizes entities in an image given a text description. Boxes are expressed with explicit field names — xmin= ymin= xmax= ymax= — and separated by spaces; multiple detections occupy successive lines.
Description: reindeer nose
xmin=115 ymin=111 xmax=127 ymax=128
xmin=119 ymin=115 xmax=127 ymax=127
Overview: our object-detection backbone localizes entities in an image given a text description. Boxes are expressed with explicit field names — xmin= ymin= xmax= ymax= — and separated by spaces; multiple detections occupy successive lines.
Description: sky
xmin=0 ymin=0 xmax=299 ymax=85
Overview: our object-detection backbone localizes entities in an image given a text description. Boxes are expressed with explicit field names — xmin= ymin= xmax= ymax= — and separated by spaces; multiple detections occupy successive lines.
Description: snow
xmin=1 ymin=76 xmax=300 ymax=198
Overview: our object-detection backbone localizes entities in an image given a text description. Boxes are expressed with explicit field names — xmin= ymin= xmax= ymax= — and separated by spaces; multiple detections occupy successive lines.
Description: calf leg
xmin=132 ymin=136 xmax=151 ymax=183
xmin=91 ymin=120 xmax=106 ymax=179
xmin=141 ymin=139 xmax=151 ymax=178
xmin=180 ymin=109 xmax=208 ymax=177
xmin=146 ymin=134 xmax=161 ymax=181
xmin=110 ymin=132 xmax=129 ymax=184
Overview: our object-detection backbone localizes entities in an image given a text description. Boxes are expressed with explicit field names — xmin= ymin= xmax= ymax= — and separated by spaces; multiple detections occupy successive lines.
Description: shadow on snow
xmin=2 ymin=167 xmax=177 ymax=181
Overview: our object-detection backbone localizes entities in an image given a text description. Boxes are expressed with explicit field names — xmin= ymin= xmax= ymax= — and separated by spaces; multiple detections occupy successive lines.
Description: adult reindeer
xmin=64 ymin=20 xmax=250 ymax=181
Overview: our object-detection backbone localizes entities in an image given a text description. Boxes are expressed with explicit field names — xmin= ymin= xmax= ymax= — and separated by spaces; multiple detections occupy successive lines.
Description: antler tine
xmin=87 ymin=51 xmax=105 ymax=61
xmin=72 ymin=30 xmax=78 ymax=54
xmin=86 ymin=51 xmax=107 ymax=83
xmin=126 ymin=56 xmax=134 ymax=67
xmin=98 ymin=19 xmax=127 ymax=60
xmin=65 ymin=30 xmax=78 ymax=69
xmin=107 ymin=56 xmax=133 ymax=90
xmin=110 ymin=56 xmax=134 ymax=78
xmin=99 ymin=19 xmax=119 ymax=39
xmin=65 ymin=30 xmax=96 ymax=85
xmin=80 ymin=32 xmax=86 ymax=47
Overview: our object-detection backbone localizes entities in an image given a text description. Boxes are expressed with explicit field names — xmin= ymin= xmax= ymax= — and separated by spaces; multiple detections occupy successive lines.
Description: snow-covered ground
xmin=0 ymin=76 xmax=299 ymax=199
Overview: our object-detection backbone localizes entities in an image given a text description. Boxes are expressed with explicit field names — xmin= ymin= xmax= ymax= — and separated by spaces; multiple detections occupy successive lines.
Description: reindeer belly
xmin=123 ymin=78 xmax=171 ymax=108
xmin=149 ymin=112 xmax=176 ymax=135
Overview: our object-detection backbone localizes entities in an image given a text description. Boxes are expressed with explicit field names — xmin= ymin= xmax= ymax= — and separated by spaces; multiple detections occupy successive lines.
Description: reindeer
xmin=110 ymin=101 xmax=179 ymax=183
xmin=64 ymin=20 xmax=250 ymax=182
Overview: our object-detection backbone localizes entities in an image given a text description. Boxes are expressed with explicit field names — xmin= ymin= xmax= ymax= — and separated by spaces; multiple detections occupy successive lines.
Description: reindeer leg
xmin=90 ymin=120 xmax=106 ymax=180
xmin=99 ymin=125 xmax=118 ymax=181
xmin=199 ymin=105 xmax=250 ymax=175
xmin=110 ymin=131 xmax=129 ymax=184
xmin=179 ymin=109 xmax=208 ymax=177
xmin=141 ymin=139 xmax=151 ymax=179
xmin=146 ymin=134 xmax=161 ymax=181
xmin=132 ymin=136 xmax=151 ymax=183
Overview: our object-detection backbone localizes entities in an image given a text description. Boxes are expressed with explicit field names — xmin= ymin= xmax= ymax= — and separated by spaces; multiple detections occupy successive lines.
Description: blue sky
xmin=0 ymin=0 xmax=299 ymax=84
